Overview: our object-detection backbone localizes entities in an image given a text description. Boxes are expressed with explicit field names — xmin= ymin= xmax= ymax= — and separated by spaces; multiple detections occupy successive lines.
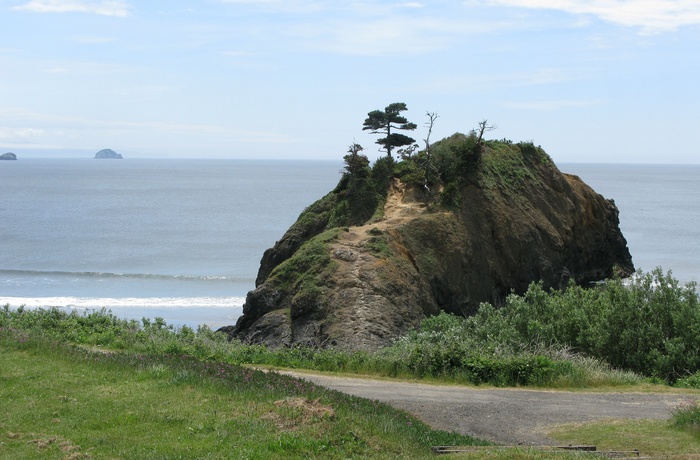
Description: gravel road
xmin=283 ymin=371 xmax=698 ymax=445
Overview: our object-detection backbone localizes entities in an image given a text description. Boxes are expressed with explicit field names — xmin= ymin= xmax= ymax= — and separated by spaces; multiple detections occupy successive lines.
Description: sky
xmin=1 ymin=0 xmax=699 ymax=163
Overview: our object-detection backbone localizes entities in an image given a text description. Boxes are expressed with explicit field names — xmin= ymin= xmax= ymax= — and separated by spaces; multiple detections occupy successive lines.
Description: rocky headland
xmin=0 ymin=152 xmax=17 ymax=160
xmin=94 ymin=149 xmax=123 ymax=159
xmin=227 ymin=133 xmax=634 ymax=351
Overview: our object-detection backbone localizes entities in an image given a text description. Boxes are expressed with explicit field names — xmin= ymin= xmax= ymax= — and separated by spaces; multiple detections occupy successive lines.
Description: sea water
xmin=1 ymin=159 xmax=698 ymax=328
xmin=0 ymin=158 xmax=342 ymax=328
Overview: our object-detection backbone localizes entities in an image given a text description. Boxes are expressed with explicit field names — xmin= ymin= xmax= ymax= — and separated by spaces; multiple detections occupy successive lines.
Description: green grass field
xmin=2 ymin=303 xmax=700 ymax=459
xmin=0 ymin=329 xmax=483 ymax=459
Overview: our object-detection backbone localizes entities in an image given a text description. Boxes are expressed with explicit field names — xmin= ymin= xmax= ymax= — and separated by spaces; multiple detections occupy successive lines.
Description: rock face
xmin=229 ymin=135 xmax=634 ymax=351
xmin=94 ymin=149 xmax=123 ymax=159
xmin=0 ymin=152 xmax=17 ymax=160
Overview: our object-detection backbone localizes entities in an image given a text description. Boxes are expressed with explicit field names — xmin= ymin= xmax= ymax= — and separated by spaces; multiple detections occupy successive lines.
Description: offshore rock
xmin=0 ymin=152 xmax=17 ymax=160
xmin=228 ymin=136 xmax=634 ymax=351
xmin=94 ymin=148 xmax=123 ymax=159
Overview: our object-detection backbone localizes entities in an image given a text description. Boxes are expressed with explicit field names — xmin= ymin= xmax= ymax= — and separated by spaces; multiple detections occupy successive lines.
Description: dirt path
xmin=282 ymin=371 xmax=698 ymax=445
xmin=330 ymin=179 xmax=429 ymax=251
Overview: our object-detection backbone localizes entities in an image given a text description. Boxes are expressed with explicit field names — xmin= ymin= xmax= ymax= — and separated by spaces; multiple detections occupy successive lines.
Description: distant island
xmin=94 ymin=149 xmax=123 ymax=159
xmin=0 ymin=152 xmax=17 ymax=160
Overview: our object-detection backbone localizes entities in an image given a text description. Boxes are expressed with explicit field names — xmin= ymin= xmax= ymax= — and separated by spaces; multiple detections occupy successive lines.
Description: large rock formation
xmin=94 ymin=149 xmax=123 ymax=159
xmin=0 ymin=152 xmax=17 ymax=160
xmin=228 ymin=134 xmax=634 ymax=351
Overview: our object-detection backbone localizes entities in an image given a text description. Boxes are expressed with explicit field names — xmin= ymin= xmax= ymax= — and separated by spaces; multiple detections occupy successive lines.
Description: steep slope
xmin=229 ymin=136 xmax=634 ymax=350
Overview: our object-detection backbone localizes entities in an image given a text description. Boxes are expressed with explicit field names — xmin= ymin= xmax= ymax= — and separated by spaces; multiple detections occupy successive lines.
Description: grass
xmin=428 ymin=411 xmax=700 ymax=459
xmin=549 ymin=418 xmax=700 ymax=458
xmin=3 ymin=305 xmax=700 ymax=458
xmin=0 ymin=327 xmax=483 ymax=459
xmin=0 ymin=304 xmax=659 ymax=389
xmin=672 ymin=400 xmax=700 ymax=435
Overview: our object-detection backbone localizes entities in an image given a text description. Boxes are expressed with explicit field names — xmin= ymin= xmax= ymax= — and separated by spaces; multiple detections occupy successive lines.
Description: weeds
xmin=671 ymin=400 xmax=700 ymax=435
xmin=676 ymin=371 xmax=700 ymax=389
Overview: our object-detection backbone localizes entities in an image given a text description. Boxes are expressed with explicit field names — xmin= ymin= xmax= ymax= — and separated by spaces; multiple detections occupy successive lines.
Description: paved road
xmin=283 ymin=371 xmax=698 ymax=445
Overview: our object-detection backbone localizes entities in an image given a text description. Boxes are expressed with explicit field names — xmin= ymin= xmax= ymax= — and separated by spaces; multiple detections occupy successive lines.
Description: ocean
xmin=0 ymin=159 xmax=342 ymax=329
xmin=1 ymin=159 xmax=698 ymax=329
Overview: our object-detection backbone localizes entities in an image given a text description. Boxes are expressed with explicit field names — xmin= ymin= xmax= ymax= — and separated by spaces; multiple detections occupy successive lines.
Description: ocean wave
xmin=0 ymin=269 xmax=252 ymax=283
xmin=0 ymin=296 xmax=246 ymax=309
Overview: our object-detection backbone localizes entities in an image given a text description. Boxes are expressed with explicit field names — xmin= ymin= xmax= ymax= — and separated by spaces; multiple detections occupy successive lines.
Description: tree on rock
xmin=343 ymin=142 xmax=369 ymax=178
xmin=336 ymin=142 xmax=377 ymax=226
xmin=362 ymin=102 xmax=417 ymax=157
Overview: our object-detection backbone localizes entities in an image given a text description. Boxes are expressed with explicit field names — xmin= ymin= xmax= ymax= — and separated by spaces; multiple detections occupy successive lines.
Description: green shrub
xmin=382 ymin=311 xmax=566 ymax=386
xmin=671 ymin=400 xmax=700 ymax=435
xmin=371 ymin=155 xmax=394 ymax=195
xmin=675 ymin=372 xmax=700 ymax=389
xmin=463 ymin=268 xmax=700 ymax=382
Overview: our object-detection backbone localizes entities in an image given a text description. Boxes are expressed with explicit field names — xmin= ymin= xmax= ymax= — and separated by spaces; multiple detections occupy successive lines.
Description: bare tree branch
xmin=424 ymin=111 xmax=439 ymax=157
xmin=476 ymin=119 xmax=497 ymax=145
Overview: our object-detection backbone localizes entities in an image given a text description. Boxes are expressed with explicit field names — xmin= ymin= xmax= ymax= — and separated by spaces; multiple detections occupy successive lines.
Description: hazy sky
xmin=1 ymin=1 xmax=698 ymax=163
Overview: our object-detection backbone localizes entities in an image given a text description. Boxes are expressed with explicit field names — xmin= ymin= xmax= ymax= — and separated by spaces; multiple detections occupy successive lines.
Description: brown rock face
xmin=229 ymin=138 xmax=634 ymax=351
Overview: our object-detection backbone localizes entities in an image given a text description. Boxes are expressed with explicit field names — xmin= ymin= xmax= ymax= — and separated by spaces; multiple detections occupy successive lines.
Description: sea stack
xmin=0 ymin=152 xmax=17 ymax=160
xmin=226 ymin=133 xmax=635 ymax=351
xmin=94 ymin=149 xmax=123 ymax=159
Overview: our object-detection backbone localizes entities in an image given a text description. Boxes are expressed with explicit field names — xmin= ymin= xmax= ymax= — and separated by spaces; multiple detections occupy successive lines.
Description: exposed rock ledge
xmin=227 ymin=136 xmax=634 ymax=351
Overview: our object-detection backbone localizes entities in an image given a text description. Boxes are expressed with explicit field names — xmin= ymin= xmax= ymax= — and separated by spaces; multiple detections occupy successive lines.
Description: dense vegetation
xmin=286 ymin=128 xmax=551 ymax=251
xmin=3 ymin=268 xmax=700 ymax=458
xmin=401 ymin=268 xmax=700 ymax=385
xmin=3 ymin=269 xmax=699 ymax=387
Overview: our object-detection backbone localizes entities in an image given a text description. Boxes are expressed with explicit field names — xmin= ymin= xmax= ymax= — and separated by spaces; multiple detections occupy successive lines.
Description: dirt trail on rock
xmin=331 ymin=179 xmax=428 ymax=250
xmin=375 ymin=179 xmax=428 ymax=227
xmin=282 ymin=370 xmax=698 ymax=446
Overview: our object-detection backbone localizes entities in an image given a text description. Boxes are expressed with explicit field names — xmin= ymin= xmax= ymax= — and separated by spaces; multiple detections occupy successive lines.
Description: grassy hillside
xmin=0 ymin=327 xmax=482 ymax=459
xmin=3 ymin=297 xmax=700 ymax=459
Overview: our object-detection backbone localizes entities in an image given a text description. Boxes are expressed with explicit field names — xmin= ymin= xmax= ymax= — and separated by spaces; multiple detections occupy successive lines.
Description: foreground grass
xmin=549 ymin=418 xmax=700 ymax=459
xmin=3 ymin=310 xmax=700 ymax=459
xmin=0 ymin=304 xmax=647 ymax=390
xmin=0 ymin=329 xmax=483 ymax=459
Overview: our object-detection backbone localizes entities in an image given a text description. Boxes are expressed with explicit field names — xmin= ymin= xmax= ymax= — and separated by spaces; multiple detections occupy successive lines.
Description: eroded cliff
xmin=229 ymin=134 xmax=634 ymax=350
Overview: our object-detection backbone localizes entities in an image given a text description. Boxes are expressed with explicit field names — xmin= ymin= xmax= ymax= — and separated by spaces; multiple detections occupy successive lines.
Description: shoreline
xmin=0 ymin=297 xmax=244 ymax=330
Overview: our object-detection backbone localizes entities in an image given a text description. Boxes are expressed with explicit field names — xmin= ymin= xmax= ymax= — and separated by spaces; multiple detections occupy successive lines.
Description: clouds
xmin=0 ymin=126 xmax=47 ymax=142
xmin=0 ymin=106 xmax=299 ymax=155
xmin=13 ymin=0 xmax=132 ymax=17
xmin=296 ymin=16 xmax=451 ymax=56
xmin=485 ymin=0 xmax=700 ymax=33
xmin=1 ymin=0 xmax=698 ymax=162
xmin=244 ymin=2 xmax=509 ymax=57
xmin=13 ymin=0 xmax=700 ymax=33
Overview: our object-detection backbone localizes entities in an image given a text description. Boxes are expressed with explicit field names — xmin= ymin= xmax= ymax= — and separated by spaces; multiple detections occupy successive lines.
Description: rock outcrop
xmin=94 ymin=149 xmax=123 ymax=159
xmin=0 ymin=152 xmax=17 ymax=160
xmin=228 ymin=134 xmax=634 ymax=351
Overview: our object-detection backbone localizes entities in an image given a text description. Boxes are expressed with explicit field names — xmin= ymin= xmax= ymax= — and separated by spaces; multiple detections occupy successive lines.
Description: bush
xmin=671 ymin=400 xmax=700 ymax=435
xmin=371 ymin=155 xmax=395 ymax=195
xmin=675 ymin=372 xmax=700 ymax=389
xmin=378 ymin=268 xmax=699 ymax=385
xmin=464 ymin=268 xmax=700 ymax=382
xmin=382 ymin=312 xmax=567 ymax=386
